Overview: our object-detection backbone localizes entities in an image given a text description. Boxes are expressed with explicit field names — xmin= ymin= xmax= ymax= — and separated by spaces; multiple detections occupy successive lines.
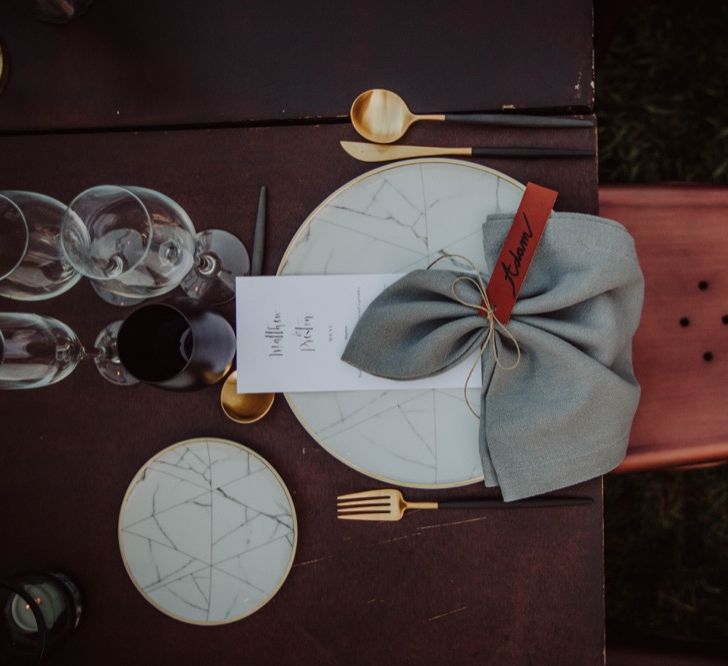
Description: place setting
xmin=0 ymin=87 xmax=639 ymax=662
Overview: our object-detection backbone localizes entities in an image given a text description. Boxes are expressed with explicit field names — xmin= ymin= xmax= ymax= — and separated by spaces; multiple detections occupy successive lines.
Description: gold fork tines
xmin=336 ymin=488 xmax=437 ymax=521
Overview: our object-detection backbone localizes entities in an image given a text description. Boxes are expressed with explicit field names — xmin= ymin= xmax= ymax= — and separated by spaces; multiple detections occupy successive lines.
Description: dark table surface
xmin=0 ymin=2 xmax=604 ymax=664
xmin=0 ymin=122 xmax=603 ymax=666
xmin=0 ymin=0 xmax=594 ymax=132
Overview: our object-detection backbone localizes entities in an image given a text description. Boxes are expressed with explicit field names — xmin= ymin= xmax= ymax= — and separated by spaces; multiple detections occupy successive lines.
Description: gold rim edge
xmin=117 ymin=437 xmax=299 ymax=626
xmin=276 ymin=157 xmax=525 ymax=490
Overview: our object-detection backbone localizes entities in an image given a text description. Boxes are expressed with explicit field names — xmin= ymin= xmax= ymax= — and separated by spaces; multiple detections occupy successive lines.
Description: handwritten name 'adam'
xmin=500 ymin=211 xmax=534 ymax=299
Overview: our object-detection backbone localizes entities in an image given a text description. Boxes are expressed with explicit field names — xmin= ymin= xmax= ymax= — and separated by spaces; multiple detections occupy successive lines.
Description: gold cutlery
xmin=340 ymin=140 xmax=593 ymax=163
xmin=350 ymin=88 xmax=593 ymax=144
xmin=337 ymin=488 xmax=593 ymax=521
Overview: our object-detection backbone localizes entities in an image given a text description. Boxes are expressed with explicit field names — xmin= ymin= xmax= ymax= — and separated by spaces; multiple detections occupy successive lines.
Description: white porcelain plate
xmin=278 ymin=159 xmax=524 ymax=488
xmin=118 ymin=438 xmax=297 ymax=624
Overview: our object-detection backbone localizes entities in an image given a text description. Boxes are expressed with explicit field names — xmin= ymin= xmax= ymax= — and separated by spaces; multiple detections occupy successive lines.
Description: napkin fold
xmin=342 ymin=213 xmax=644 ymax=500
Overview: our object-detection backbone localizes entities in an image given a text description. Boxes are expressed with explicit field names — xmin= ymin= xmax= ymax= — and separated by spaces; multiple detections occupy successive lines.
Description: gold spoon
xmin=220 ymin=186 xmax=275 ymax=425
xmin=350 ymin=88 xmax=593 ymax=144
xmin=220 ymin=370 xmax=274 ymax=424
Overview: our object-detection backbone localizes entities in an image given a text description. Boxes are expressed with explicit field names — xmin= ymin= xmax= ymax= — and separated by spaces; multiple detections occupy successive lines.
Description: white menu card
xmin=235 ymin=274 xmax=482 ymax=393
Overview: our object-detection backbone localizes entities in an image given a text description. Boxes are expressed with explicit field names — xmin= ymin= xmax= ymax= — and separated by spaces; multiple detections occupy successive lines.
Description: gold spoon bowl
xmin=350 ymin=89 xmax=443 ymax=144
xmin=220 ymin=371 xmax=275 ymax=425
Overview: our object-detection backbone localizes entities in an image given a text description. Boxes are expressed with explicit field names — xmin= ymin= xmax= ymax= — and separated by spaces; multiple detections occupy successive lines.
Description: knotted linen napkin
xmin=341 ymin=212 xmax=644 ymax=500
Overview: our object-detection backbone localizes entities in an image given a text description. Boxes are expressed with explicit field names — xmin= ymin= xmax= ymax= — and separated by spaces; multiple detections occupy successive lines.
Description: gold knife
xmin=340 ymin=140 xmax=593 ymax=162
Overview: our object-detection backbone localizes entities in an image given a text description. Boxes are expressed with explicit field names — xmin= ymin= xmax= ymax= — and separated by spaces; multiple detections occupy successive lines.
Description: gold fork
xmin=337 ymin=488 xmax=593 ymax=521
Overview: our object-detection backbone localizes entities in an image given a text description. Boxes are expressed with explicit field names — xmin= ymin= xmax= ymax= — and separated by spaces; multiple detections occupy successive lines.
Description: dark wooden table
xmin=0 ymin=3 xmax=603 ymax=665
xmin=0 ymin=0 xmax=594 ymax=131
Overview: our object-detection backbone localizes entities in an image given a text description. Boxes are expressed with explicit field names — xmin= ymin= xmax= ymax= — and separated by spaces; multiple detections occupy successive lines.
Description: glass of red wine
xmin=116 ymin=300 xmax=236 ymax=390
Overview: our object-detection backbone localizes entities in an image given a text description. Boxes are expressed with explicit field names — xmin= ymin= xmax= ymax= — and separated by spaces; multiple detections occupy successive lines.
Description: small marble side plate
xmin=118 ymin=438 xmax=297 ymax=625
xmin=278 ymin=158 xmax=524 ymax=489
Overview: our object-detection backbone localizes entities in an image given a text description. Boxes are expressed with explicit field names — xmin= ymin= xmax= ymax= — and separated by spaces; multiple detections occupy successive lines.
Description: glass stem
xmin=55 ymin=339 xmax=85 ymax=366
xmin=91 ymin=339 xmax=120 ymax=364
xmin=105 ymin=253 xmax=126 ymax=278
xmin=196 ymin=252 xmax=219 ymax=277
xmin=90 ymin=322 xmax=124 ymax=365
xmin=81 ymin=346 xmax=101 ymax=361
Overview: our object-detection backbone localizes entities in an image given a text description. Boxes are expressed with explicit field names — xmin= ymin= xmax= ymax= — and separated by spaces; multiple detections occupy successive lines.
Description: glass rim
xmin=0 ymin=193 xmax=30 ymax=281
xmin=61 ymin=185 xmax=154 ymax=280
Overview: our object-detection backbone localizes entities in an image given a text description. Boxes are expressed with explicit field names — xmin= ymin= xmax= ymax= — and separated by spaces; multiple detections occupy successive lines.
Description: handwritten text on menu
xmin=235 ymin=275 xmax=483 ymax=394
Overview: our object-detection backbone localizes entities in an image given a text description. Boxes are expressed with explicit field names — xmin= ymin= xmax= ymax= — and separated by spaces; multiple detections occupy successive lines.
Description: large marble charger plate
xmin=278 ymin=159 xmax=524 ymax=488
xmin=118 ymin=438 xmax=297 ymax=624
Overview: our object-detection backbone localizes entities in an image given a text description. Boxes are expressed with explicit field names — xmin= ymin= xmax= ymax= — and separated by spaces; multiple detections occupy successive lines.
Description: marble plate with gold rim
xmin=118 ymin=438 xmax=297 ymax=625
xmin=278 ymin=159 xmax=524 ymax=488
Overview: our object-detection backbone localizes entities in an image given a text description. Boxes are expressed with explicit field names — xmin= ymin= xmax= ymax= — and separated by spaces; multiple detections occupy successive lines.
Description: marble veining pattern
xmin=280 ymin=160 xmax=523 ymax=488
xmin=119 ymin=439 xmax=296 ymax=624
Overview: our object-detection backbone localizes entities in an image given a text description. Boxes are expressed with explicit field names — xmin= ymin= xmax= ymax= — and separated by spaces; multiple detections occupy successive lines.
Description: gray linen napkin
xmin=342 ymin=213 xmax=644 ymax=500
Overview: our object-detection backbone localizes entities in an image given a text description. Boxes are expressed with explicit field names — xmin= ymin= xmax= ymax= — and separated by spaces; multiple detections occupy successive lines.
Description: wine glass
xmin=0 ymin=191 xmax=81 ymax=301
xmin=60 ymin=185 xmax=249 ymax=306
xmin=0 ymin=312 xmax=136 ymax=388
xmin=116 ymin=300 xmax=236 ymax=390
xmin=60 ymin=185 xmax=195 ymax=306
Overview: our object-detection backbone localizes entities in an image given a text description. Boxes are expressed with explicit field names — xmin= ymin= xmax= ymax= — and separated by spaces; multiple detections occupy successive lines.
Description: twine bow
xmin=427 ymin=254 xmax=521 ymax=417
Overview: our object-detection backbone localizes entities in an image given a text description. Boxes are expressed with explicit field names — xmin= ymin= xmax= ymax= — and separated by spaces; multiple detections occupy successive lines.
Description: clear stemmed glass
xmin=0 ymin=304 xmax=236 ymax=390
xmin=60 ymin=185 xmax=249 ymax=306
xmin=0 ymin=312 xmax=135 ymax=388
xmin=0 ymin=191 xmax=81 ymax=301
xmin=60 ymin=185 xmax=195 ymax=306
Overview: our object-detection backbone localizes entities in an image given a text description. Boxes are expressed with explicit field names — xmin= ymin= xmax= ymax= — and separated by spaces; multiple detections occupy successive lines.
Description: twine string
xmin=427 ymin=254 xmax=521 ymax=417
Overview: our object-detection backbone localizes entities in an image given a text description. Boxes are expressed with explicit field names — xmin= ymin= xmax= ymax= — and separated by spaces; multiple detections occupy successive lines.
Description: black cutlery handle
xmin=251 ymin=185 xmax=266 ymax=277
xmin=438 ymin=497 xmax=593 ymax=509
xmin=472 ymin=147 xmax=593 ymax=158
xmin=445 ymin=113 xmax=593 ymax=128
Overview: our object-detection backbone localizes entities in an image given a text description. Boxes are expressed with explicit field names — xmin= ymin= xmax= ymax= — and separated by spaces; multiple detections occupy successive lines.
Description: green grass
xmin=598 ymin=0 xmax=728 ymax=644
xmin=598 ymin=1 xmax=728 ymax=184
xmin=606 ymin=470 xmax=728 ymax=642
